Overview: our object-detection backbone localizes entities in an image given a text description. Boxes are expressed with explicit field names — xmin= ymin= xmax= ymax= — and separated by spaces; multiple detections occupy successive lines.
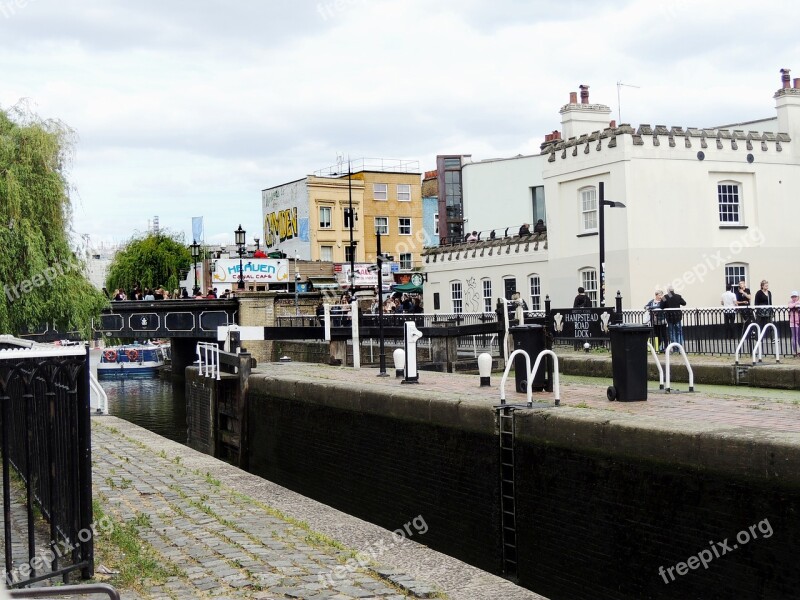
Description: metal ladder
xmin=497 ymin=406 xmax=518 ymax=578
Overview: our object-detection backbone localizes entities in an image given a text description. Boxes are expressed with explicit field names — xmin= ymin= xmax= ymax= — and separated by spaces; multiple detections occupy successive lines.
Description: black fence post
xmin=78 ymin=346 xmax=94 ymax=579
xmin=614 ymin=291 xmax=623 ymax=324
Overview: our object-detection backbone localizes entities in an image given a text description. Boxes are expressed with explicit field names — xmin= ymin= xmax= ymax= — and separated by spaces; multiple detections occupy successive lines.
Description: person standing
xmin=721 ymin=285 xmax=738 ymax=339
xmin=789 ymin=291 xmax=800 ymax=357
xmin=573 ymin=287 xmax=591 ymax=308
xmin=660 ymin=286 xmax=686 ymax=349
xmin=735 ymin=279 xmax=753 ymax=330
xmin=645 ymin=290 xmax=666 ymax=351
xmin=754 ymin=280 xmax=773 ymax=328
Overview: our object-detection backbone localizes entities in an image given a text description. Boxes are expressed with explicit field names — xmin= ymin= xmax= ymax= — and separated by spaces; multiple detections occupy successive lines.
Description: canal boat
xmin=97 ymin=343 xmax=167 ymax=380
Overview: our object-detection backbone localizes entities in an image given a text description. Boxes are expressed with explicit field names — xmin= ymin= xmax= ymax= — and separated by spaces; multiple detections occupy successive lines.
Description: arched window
xmin=579 ymin=267 xmax=597 ymax=306
xmin=725 ymin=263 xmax=748 ymax=290
xmin=528 ymin=274 xmax=541 ymax=310
xmin=451 ymin=281 xmax=463 ymax=314
xmin=481 ymin=278 xmax=493 ymax=313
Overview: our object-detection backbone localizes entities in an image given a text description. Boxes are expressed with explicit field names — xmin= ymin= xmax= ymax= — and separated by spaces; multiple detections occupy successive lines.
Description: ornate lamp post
xmin=190 ymin=239 xmax=201 ymax=296
xmin=254 ymin=237 xmax=260 ymax=250
xmin=598 ymin=182 xmax=626 ymax=307
xmin=235 ymin=224 xmax=246 ymax=291
xmin=376 ymin=230 xmax=388 ymax=377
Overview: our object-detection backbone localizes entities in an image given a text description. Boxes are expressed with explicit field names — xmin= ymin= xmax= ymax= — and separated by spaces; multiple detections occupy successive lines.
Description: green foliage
xmin=105 ymin=231 xmax=191 ymax=294
xmin=0 ymin=104 xmax=107 ymax=336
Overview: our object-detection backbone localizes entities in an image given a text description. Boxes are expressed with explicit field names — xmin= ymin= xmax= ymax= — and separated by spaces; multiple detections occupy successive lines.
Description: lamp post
xmin=376 ymin=230 xmax=388 ymax=377
xmin=348 ymin=159 xmax=356 ymax=293
xmin=294 ymin=251 xmax=300 ymax=316
xmin=254 ymin=237 xmax=260 ymax=250
xmin=598 ymin=181 xmax=626 ymax=307
xmin=235 ymin=224 xmax=246 ymax=291
xmin=190 ymin=239 xmax=200 ymax=296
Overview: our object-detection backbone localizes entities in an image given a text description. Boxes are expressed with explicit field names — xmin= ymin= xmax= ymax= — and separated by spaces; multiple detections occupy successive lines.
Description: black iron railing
xmin=0 ymin=345 xmax=94 ymax=588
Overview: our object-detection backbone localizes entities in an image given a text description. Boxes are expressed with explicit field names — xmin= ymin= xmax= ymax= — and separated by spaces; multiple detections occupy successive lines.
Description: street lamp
xmin=254 ymin=237 xmax=260 ymax=250
xmin=190 ymin=239 xmax=201 ymax=296
xmin=294 ymin=252 xmax=301 ymax=316
xmin=235 ymin=224 xmax=246 ymax=291
xmin=347 ymin=159 xmax=356 ymax=293
xmin=598 ymin=181 xmax=626 ymax=307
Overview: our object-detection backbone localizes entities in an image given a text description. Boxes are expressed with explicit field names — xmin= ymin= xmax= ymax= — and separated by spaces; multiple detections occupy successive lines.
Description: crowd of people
xmin=108 ymin=286 xmax=231 ymax=300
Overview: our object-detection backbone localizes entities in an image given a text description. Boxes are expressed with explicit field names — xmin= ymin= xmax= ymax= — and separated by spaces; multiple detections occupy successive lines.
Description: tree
xmin=105 ymin=232 xmax=192 ymax=295
xmin=0 ymin=104 xmax=107 ymax=336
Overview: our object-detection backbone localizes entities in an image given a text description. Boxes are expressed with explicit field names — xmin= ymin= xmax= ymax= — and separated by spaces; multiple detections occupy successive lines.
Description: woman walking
xmin=789 ymin=291 xmax=800 ymax=357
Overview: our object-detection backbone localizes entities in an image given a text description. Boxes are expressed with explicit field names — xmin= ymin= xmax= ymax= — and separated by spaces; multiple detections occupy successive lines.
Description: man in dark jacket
xmin=573 ymin=287 xmax=591 ymax=308
xmin=660 ymin=286 xmax=687 ymax=348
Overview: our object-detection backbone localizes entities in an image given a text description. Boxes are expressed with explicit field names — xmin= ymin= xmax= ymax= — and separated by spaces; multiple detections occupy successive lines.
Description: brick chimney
xmin=781 ymin=68 xmax=791 ymax=89
xmin=795 ymin=79 xmax=800 ymax=89
xmin=775 ymin=67 xmax=800 ymax=144
xmin=569 ymin=91 xmax=577 ymax=104
xmin=560 ymin=84 xmax=611 ymax=139
xmin=579 ymin=84 xmax=589 ymax=104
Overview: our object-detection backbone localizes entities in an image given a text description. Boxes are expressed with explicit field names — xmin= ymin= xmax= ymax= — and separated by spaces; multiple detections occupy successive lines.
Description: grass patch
xmin=92 ymin=500 xmax=183 ymax=592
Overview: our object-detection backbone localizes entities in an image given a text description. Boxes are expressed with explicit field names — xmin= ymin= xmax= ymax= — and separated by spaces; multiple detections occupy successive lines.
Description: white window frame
xmin=718 ymin=181 xmax=742 ymax=225
xmin=399 ymin=253 xmax=412 ymax=270
xmin=397 ymin=184 xmax=411 ymax=202
xmin=579 ymin=268 xmax=597 ymax=306
xmin=319 ymin=206 xmax=332 ymax=229
xmin=374 ymin=217 xmax=389 ymax=235
xmin=320 ymin=245 xmax=333 ymax=262
xmin=398 ymin=217 xmax=412 ymax=235
xmin=579 ymin=187 xmax=598 ymax=234
xmin=725 ymin=263 xmax=748 ymax=290
xmin=451 ymin=281 xmax=463 ymax=314
xmin=482 ymin=279 xmax=493 ymax=313
xmin=528 ymin=274 xmax=541 ymax=311
xmin=373 ymin=183 xmax=388 ymax=201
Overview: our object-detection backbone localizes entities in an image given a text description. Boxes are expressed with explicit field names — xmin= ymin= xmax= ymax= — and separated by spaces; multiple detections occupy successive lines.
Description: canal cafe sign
xmin=212 ymin=259 xmax=289 ymax=284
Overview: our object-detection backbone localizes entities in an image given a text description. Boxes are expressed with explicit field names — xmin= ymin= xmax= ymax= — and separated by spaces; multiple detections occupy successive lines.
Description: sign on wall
xmin=212 ymin=259 xmax=289 ymax=284
xmin=335 ymin=262 xmax=397 ymax=288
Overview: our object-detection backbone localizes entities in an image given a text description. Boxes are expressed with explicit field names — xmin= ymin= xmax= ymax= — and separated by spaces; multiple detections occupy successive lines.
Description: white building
xmin=424 ymin=70 xmax=800 ymax=313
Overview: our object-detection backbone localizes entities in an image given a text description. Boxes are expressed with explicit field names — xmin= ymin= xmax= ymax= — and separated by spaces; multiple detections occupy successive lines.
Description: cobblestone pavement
xmin=91 ymin=421 xmax=436 ymax=600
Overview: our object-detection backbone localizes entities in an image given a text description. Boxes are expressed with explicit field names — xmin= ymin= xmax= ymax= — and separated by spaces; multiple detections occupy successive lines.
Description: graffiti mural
xmin=264 ymin=207 xmax=298 ymax=247
xmin=463 ymin=277 xmax=481 ymax=313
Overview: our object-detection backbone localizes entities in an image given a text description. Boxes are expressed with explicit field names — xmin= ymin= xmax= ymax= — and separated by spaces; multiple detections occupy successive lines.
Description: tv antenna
xmin=616 ymin=81 xmax=640 ymax=124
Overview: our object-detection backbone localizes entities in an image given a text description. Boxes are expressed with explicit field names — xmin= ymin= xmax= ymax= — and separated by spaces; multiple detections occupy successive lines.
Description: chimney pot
xmin=569 ymin=91 xmax=577 ymax=104
xmin=781 ymin=68 xmax=791 ymax=88
xmin=579 ymin=84 xmax=589 ymax=104
xmin=609 ymin=119 xmax=617 ymax=128
xmin=794 ymin=78 xmax=800 ymax=89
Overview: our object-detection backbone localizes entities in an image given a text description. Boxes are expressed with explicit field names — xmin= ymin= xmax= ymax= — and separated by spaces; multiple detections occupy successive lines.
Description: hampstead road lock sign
xmin=551 ymin=307 xmax=614 ymax=339
xmin=212 ymin=259 xmax=289 ymax=284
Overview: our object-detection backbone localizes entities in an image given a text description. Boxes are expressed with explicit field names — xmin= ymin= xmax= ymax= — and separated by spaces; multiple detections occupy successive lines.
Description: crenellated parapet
xmin=422 ymin=232 xmax=548 ymax=263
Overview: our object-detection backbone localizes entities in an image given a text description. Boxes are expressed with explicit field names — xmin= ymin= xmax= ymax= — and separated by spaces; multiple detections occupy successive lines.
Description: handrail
xmin=647 ymin=341 xmax=665 ymax=389
xmin=527 ymin=350 xmax=560 ymax=406
xmin=89 ymin=371 xmax=108 ymax=414
xmin=196 ymin=342 xmax=220 ymax=380
xmin=752 ymin=322 xmax=780 ymax=365
xmin=734 ymin=322 xmax=761 ymax=365
xmin=499 ymin=349 xmax=531 ymax=405
xmin=8 ymin=583 xmax=120 ymax=599
xmin=664 ymin=342 xmax=694 ymax=392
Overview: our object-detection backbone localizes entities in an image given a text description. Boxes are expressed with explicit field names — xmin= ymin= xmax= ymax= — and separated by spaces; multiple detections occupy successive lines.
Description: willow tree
xmin=105 ymin=232 xmax=191 ymax=295
xmin=0 ymin=104 xmax=107 ymax=336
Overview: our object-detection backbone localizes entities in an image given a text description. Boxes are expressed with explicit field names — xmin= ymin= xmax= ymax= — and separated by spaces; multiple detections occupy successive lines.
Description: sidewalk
xmin=89 ymin=417 xmax=545 ymax=600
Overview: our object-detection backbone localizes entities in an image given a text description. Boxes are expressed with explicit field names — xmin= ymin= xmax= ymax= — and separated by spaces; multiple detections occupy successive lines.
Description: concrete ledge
xmin=515 ymin=407 xmax=800 ymax=488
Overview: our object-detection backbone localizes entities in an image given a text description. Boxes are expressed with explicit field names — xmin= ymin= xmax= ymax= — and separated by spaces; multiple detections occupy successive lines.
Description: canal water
xmin=91 ymin=349 xmax=188 ymax=444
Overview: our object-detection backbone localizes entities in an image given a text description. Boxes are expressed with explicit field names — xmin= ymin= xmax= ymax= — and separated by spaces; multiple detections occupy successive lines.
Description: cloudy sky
xmin=2 ymin=0 xmax=798 ymax=248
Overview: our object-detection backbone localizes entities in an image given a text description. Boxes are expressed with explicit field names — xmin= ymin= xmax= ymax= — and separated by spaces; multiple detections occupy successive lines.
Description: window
xmin=319 ymin=206 xmax=332 ymax=229
xmin=482 ymin=279 xmax=493 ymax=313
xmin=580 ymin=187 xmax=598 ymax=233
xmin=579 ymin=268 xmax=597 ymax=306
xmin=400 ymin=253 xmax=412 ymax=270
xmin=451 ymin=281 xmax=463 ymax=314
xmin=398 ymin=217 xmax=411 ymax=235
xmin=434 ymin=213 xmax=439 ymax=235
xmin=725 ymin=263 xmax=748 ymax=290
xmin=374 ymin=217 xmax=388 ymax=235
xmin=344 ymin=245 xmax=355 ymax=263
xmin=503 ymin=278 xmax=517 ymax=300
xmin=443 ymin=157 xmax=461 ymax=168
xmin=528 ymin=275 xmax=541 ymax=310
xmin=397 ymin=184 xmax=411 ymax=201
xmin=320 ymin=245 xmax=333 ymax=262
xmin=532 ymin=186 xmax=546 ymax=226
xmin=718 ymin=182 xmax=741 ymax=224
xmin=373 ymin=183 xmax=388 ymax=200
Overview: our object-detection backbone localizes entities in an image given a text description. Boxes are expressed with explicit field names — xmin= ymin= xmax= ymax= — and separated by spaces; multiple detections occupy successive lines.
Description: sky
xmin=2 ymin=0 xmax=799 ymax=249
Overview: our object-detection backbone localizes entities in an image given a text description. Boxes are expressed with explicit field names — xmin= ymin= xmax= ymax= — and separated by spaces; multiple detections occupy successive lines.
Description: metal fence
xmin=0 ymin=345 xmax=94 ymax=588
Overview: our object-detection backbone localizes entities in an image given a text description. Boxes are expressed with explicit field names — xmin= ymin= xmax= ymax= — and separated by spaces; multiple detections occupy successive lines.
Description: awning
xmin=309 ymin=277 xmax=340 ymax=290
xmin=392 ymin=282 xmax=423 ymax=293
